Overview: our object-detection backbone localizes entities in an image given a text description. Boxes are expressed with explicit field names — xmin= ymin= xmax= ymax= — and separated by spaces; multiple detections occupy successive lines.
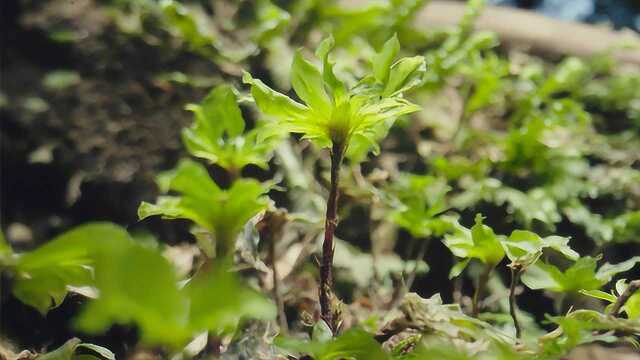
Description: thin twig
xmin=509 ymin=264 xmax=523 ymax=339
xmin=319 ymin=142 xmax=345 ymax=334
xmin=472 ymin=265 xmax=492 ymax=317
xmin=611 ymin=279 xmax=640 ymax=317
xmin=405 ymin=239 xmax=429 ymax=292
xmin=258 ymin=211 xmax=288 ymax=333
xmin=269 ymin=233 xmax=288 ymax=333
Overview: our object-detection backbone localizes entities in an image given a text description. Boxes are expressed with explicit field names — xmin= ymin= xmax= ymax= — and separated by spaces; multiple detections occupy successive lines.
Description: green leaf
xmin=373 ymin=34 xmax=399 ymax=83
xmin=443 ymin=214 xmax=504 ymax=267
xmin=182 ymin=84 xmax=280 ymax=171
xmin=312 ymin=320 xmax=334 ymax=343
xmin=382 ymin=56 xmax=426 ymax=96
xmin=185 ymin=85 xmax=243 ymax=146
xmin=521 ymin=256 xmax=640 ymax=293
xmin=38 ymin=338 xmax=82 ymax=360
xmin=276 ymin=328 xmax=389 ymax=360
xmin=245 ymin=36 xmax=422 ymax=153
xmin=624 ymin=292 xmax=640 ymax=320
xmin=449 ymin=258 xmax=471 ymax=279
xmin=34 ymin=336 xmax=113 ymax=360
xmin=186 ymin=260 xmax=276 ymax=334
xmin=243 ymin=71 xmax=310 ymax=122
xmin=161 ymin=0 xmax=216 ymax=55
xmin=139 ymin=159 xmax=269 ymax=256
xmin=0 ymin=231 xmax=12 ymax=267
xmin=156 ymin=158 xmax=220 ymax=196
xmin=387 ymin=174 xmax=452 ymax=238
xmin=291 ymin=49 xmax=332 ymax=117
xmin=43 ymin=70 xmax=81 ymax=90
xmin=316 ymin=36 xmax=346 ymax=104
xmin=13 ymin=223 xmax=129 ymax=314
xmin=613 ymin=279 xmax=640 ymax=319
xmin=541 ymin=309 xmax=640 ymax=357
xmin=579 ymin=289 xmax=617 ymax=303
xmin=539 ymin=57 xmax=589 ymax=98
xmin=596 ymin=256 xmax=640 ymax=283
xmin=75 ymin=344 xmax=115 ymax=360
xmin=74 ymin=237 xmax=191 ymax=347
xmin=502 ymin=230 xmax=578 ymax=266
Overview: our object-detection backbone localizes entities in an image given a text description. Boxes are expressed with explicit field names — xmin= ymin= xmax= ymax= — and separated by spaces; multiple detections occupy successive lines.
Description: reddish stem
xmin=319 ymin=142 xmax=345 ymax=333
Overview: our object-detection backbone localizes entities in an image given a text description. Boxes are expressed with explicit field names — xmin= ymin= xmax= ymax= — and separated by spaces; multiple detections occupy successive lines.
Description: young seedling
xmin=138 ymin=159 xmax=270 ymax=258
xmin=244 ymin=34 xmax=425 ymax=332
xmin=183 ymin=83 xmax=282 ymax=178
xmin=443 ymin=214 xmax=505 ymax=316
xmin=502 ymin=230 xmax=578 ymax=339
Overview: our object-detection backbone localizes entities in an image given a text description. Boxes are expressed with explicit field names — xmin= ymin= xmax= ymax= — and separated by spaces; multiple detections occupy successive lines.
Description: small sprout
xmin=138 ymin=159 xmax=270 ymax=257
xmin=443 ymin=214 xmax=505 ymax=316
xmin=183 ymin=84 xmax=282 ymax=174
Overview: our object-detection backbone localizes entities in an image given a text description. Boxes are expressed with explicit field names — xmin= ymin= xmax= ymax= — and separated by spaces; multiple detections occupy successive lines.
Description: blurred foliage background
xmin=1 ymin=0 xmax=640 ymax=358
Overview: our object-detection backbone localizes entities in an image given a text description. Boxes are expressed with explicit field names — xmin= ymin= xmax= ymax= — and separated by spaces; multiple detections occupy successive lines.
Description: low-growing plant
xmin=244 ymin=33 xmax=425 ymax=332
xmin=3 ymin=0 xmax=640 ymax=359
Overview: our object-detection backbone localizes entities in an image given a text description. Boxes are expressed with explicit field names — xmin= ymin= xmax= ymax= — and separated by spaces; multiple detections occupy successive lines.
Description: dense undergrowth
xmin=1 ymin=0 xmax=640 ymax=359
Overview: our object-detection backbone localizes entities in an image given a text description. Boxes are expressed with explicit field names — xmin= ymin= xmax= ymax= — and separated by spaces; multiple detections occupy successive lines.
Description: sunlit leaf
xmin=138 ymin=159 xmax=269 ymax=255
xmin=443 ymin=214 xmax=505 ymax=268
xmin=13 ymin=223 xmax=129 ymax=314
xmin=521 ymin=256 xmax=640 ymax=293
xmin=186 ymin=260 xmax=276 ymax=334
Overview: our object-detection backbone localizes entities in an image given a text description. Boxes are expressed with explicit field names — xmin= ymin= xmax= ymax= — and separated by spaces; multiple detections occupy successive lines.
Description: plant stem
xmin=258 ymin=211 xmax=288 ymax=333
xmin=269 ymin=231 xmax=288 ymax=333
xmin=611 ymin=279 xmax=640 ymax=317
xmin=472 ymin=264 xmax=492 ymax=317
xmin=319 ymin=142 xmax=345 ymax=333
xmin=509 ymin=264 xmax=523 ymax=339
xmin=406 ymin=239 xmax=429 ymax=292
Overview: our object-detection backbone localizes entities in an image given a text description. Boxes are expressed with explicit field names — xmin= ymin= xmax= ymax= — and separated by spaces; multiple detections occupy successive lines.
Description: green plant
xmin=244 ymin=34 xmax=425 ymax=332
xmin=4 ymin=0 xmax=640 ymax=358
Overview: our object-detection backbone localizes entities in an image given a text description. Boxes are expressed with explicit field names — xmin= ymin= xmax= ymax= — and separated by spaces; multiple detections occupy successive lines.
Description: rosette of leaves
xmin=243 ymin=34 xmax=425 ymax=157
xmin=138 ymin=159 xmax=269 ymax=257
xmin=182 ymin=84 xmax=281 ymax=176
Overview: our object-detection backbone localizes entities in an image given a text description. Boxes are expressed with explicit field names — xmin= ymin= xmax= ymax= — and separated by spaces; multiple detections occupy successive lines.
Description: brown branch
xmin=509 ymin=264 xmax=523 ymax=339
xmin=319 ymin=142 xmax=345 ymax=334
xmin=611 ymin=279 xmax=640 ymax=317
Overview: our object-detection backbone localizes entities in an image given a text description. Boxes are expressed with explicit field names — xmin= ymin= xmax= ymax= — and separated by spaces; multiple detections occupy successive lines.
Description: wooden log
xmin=414 ymin=1 xmax=640 ymax=65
